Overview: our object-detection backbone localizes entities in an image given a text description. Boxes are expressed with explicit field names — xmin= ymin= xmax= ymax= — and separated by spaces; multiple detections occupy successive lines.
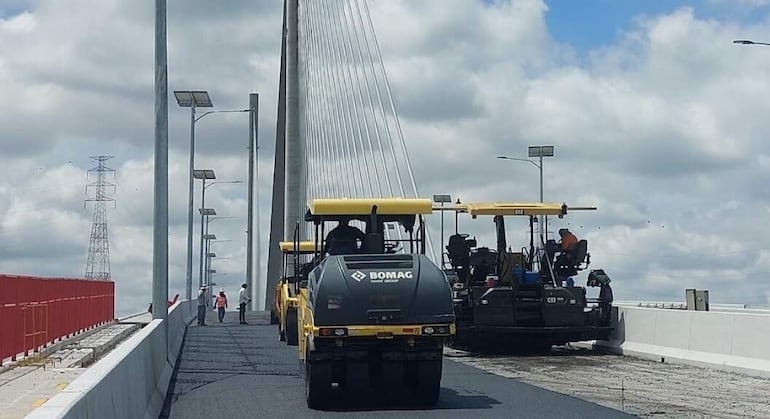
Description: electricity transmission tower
xmin=85 ymin=156 xmax=116 ymax=281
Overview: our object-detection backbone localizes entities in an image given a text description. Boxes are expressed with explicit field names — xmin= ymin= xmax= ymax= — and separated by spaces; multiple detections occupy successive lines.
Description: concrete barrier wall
xmin=597 ymin=306 xmax=770 ymax=378
xmin=27 ymin=301 xmax=195 ymax=419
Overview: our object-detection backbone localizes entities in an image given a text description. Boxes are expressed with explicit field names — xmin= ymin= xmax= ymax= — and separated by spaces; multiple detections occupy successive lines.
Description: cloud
xmin=1 ymin=0 xmax=770 ymax=317
xmin=709 ymin=0 xmax=770 ymax=8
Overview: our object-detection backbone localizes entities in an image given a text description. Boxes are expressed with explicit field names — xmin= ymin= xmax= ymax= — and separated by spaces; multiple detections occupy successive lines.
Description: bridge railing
xmin=0 ymin=275 xmax=114 ymax=367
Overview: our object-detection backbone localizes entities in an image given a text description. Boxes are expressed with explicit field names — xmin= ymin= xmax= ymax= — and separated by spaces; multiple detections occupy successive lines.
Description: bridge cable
xmin=344 ymin=0 xmax=403 ymax=242
xmin=360 ymin=0 xmax=436 ymax=259
xmin=329 ymin=0 xmax=364 ymax=198
xmin=338 ymin=0 xmax=380 ymax=199
xmin=343 ymin=0 xmax=386 ymax=200
xmin=304 ymin=0 xmax=332 ymax=201
xmin=348 ymin=0 xmax=394 ymax=199
xmin=316 ymin=2 xmax=357 ymax=198
xmin=327 ymin=0 xmax=369 ymax=199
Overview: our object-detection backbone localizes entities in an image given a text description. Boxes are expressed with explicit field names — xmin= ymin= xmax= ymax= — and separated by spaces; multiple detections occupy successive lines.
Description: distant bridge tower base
xmin=85 ymin=156 xmax=116 ymax=281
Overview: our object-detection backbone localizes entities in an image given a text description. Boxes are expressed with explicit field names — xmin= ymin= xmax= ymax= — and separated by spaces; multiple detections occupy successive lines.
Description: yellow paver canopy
xmin=459 ymin=202 xmax=569 ymax=217
xmin=308 ymin=198 xmax=433 ymax=216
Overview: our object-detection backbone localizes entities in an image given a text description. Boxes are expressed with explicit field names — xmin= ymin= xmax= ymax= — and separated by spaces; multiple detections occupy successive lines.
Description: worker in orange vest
xmin=558 ymin=228 xmax=578 ymax=252
xmin=215 ymin=289 xmax=228 ymax=323
xmin=555 ymin=228 xmax=579 ymax=279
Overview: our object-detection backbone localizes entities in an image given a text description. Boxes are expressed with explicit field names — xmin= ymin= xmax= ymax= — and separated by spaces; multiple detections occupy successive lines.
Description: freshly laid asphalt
xmin=163 ymin=311 xmax=632 ymax=419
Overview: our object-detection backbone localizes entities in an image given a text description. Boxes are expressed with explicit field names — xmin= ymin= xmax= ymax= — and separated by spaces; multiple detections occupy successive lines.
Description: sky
xmin=2 ymin=0 xmax=770 ymax=316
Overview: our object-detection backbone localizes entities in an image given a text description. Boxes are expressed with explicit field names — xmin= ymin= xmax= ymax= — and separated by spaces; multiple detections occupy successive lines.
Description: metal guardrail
xmin=0 ymin=276 xmax=114 ymax=367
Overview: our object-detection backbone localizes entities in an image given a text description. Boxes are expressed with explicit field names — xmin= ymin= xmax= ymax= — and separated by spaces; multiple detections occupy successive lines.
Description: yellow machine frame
xmin=298 ymin=197 xmax=452 ymax=361
xmin=274 ymin=240 xmax=315 ymax=345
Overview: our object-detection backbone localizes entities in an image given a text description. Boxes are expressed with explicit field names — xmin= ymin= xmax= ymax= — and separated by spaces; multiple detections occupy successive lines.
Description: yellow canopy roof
xmin=278 ymin=241 xmax=317 ymax=253
xmin=308 ymin=198 xmax=433 ymax=216
xmin=460 ymin=202 xmax=569 ymax=217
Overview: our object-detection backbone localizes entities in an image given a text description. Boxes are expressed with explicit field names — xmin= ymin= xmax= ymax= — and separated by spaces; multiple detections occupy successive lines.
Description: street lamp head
xmin=214 ymin=180 xmax=243 ymax=185
xmin=173 ymin=90 xmax=213 ymax=108
xmin=210 ymin=216 xmax=237 ymax=222
xmin=204 ymin=179 xmax=242 ymax=190
xmin=193 ymin=169 xmax=216 ymax=180
xmin=528 ymin=145 xmax=555 ymax=158
xmin=206 ymin=252 xmax=216 ymax=258
xmin=433 ymin=194 xmax=452 ymax=203
xmin=733 ymin=40 xmax=755 ymax=45
xmin=199 ymin=208 xmax=216 ymax=216
xmin=204 ymin=234 xmax=216 ymax=240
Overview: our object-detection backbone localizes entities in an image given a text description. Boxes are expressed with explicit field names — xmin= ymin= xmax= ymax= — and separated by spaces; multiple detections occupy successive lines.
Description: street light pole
xmin=186 ymin=100 xmax=195 ymax=302
xmin=174 ymin=90 xmax=213 ymax=304
xmin=199 ymin=208 xmax=217 ymax=288
xmin=247 ymin=93 xmax=259 ymax=311
xmin=152 ymin=0 xmax=168 ymax=322
xmin=539 ymin=154 xmax=544 ymax=235
xmin=194 ymin=171 xmax=216 ymax=286
xmin=175 ymin=90 xmax=248 ymax=303
xmin=209 ymin=256 xmax=231 ymax=289
xmin=204 ymin=216 xmax=236 ymax=285
xmin=195 ymin=178 xmax=241 ymax=289
xmin=497 ymin=145 xmax=554 ymax=243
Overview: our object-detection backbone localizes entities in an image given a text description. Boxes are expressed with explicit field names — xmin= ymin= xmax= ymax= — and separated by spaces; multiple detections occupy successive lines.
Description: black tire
xmin=306 ymin=361 xmax=332 ymax=409
xmin=343 ymin=360 xmax=369 ymax=396
xmin=448 ymin=319 xmax=474 ymax=351
xmin=286 ymin=309 xmax=299 ymax=346
xmin=382 ymin=360 xmax=406 ymax=397
xmin=415 ymin=359 xmax=442 ymax=405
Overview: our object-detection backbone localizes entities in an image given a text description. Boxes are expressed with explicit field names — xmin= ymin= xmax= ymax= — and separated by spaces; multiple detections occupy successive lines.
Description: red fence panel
xmin=0 ymin=275 xmax=114 ymax=366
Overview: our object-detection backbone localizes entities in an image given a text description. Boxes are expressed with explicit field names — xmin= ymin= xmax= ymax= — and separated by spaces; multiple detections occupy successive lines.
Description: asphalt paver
xmin=165 ymin=311 xmax=630 ymax=419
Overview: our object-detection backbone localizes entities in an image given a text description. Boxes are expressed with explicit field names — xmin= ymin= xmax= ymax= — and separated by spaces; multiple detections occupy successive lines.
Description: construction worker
xmin=555 ymin=228 xmax=579 ymax=278
xmin=197 ymin=286 xmax=208 ymax=326
xmin=238 ymin=283 xmax=251 ymax=325
xmin=215 ymin=289 xmax=228 ymax=323
xmin=325 ymin=217 xmax=365 ymax=255
xmin=558 ymin=228 xmax=578 ymax=253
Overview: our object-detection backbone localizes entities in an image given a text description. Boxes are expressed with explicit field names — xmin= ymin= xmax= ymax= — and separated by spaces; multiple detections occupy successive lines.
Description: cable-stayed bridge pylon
xmin=265 ymin=0 xmax=434 ymax=308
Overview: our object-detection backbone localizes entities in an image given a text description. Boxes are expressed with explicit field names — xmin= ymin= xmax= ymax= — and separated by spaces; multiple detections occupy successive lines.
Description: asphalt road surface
xmin=163 ymin=311 xmax=629 ymax=418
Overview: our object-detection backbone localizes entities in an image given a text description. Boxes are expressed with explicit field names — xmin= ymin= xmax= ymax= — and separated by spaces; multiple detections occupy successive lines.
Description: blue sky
xmin=542 ymin=0 xmax=770 ymax=51
xmin=0 ymin=0 xmax=28 ymax=18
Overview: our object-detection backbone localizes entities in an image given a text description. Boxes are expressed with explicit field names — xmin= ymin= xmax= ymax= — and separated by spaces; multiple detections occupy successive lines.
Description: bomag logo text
xmin=369 ymin=271 xmax=413 ymax=280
